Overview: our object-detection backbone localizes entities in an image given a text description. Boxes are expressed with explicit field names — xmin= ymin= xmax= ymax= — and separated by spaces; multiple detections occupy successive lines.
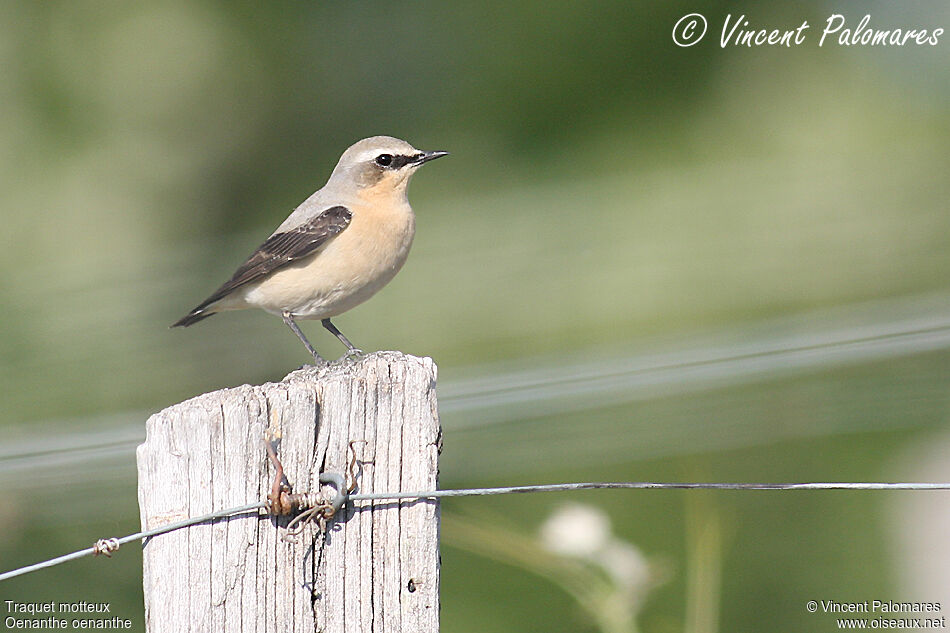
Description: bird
xmin=172 ymin=135 xmax=448 ymax=363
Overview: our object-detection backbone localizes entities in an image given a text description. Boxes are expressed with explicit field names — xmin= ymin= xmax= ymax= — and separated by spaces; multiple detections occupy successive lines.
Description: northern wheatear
xmin=172 ymin=136 xmax=447 ymax=363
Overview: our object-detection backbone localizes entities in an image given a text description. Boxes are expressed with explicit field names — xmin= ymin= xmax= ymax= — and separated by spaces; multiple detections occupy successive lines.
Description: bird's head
xmin=328 ymin=136 xmax=448 ymax=197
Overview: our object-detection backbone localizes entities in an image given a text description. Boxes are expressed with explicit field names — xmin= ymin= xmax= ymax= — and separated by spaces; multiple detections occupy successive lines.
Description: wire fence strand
xmin=0 ymin=501 xmax=266 ymax=583
xmin=346 ymin=481 xmax=950 ymax=502
xmin=4 ymin=480 xmax=950 ymax=583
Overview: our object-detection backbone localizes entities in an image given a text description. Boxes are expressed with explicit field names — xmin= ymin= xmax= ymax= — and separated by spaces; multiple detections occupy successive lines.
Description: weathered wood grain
xmin=137 ymin=352 xmax=440 ymax=633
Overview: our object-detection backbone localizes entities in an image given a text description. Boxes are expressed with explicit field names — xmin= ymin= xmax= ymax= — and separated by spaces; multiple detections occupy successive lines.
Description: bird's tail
xmin=171 ymin=307 xmax=217 ymax=328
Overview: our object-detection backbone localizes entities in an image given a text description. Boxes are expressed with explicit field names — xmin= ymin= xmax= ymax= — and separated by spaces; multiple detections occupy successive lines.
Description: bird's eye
xmin=375 ymin=154 xmax=393 ymax=167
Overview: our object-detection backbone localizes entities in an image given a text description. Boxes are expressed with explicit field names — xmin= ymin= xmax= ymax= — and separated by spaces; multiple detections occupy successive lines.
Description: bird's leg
xmin=281 ymin=312 xmax=326 ymax=365
xmin=321 ymin=319 xmax=363 ymax=357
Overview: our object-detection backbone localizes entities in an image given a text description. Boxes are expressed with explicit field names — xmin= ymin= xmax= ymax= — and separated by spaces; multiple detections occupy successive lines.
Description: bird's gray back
xmin=272 ymin=181 xmax=354 ymax=235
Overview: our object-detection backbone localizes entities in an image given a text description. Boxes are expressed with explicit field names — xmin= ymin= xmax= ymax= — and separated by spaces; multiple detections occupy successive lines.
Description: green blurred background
xmin=2 ymin=1 xmax=950 ymax=631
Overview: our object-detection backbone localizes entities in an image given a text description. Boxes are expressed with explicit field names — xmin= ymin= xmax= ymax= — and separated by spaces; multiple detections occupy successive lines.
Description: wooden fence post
xmin=136 ymin=351 xmax=441 ymax=633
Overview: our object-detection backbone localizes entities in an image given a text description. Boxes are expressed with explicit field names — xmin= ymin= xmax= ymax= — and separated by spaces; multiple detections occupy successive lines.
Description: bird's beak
xmin=414 ymin=150 xmax=449 ymax=165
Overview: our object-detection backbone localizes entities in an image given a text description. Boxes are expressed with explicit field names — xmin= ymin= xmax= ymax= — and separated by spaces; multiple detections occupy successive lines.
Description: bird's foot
xmin=340 ymin=348 xmax=365 ymax=362
xmin=297 ymin=351 xmax=330 ymax=369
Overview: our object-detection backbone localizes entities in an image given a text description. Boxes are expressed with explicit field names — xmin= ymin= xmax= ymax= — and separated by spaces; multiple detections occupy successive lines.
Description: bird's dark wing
xmin=172 ymin=205 xmax=352 ymax=327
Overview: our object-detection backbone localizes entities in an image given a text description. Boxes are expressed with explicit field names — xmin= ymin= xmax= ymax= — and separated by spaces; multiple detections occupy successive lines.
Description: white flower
xmin=539 ymin=502 xmax=612 ymax=557
xmin=540 ymin=502 xmax=651 ymax=597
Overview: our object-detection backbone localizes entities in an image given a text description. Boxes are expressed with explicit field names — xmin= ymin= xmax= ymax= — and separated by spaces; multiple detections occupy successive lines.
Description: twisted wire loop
xmin=280 ymin=476 xmax=349 ymax=543
xmin=284 ymin=502 xmax=335 ymax=542
xmin=264 ymin=435 xmax=351 ymax=542
xmin=92 ymin=538 xmax=120 ymax=557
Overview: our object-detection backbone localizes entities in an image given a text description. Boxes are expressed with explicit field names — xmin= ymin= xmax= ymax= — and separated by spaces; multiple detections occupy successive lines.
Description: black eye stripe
xmin=375 ymin=154 xmax=417 ymax=170
xmin=391 ymin=155 xmax=412 ymax=169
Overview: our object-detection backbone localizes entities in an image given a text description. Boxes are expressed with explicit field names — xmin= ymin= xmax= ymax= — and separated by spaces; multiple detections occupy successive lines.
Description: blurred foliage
xmin=1 ymin=1 xmax=950 ymax=631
